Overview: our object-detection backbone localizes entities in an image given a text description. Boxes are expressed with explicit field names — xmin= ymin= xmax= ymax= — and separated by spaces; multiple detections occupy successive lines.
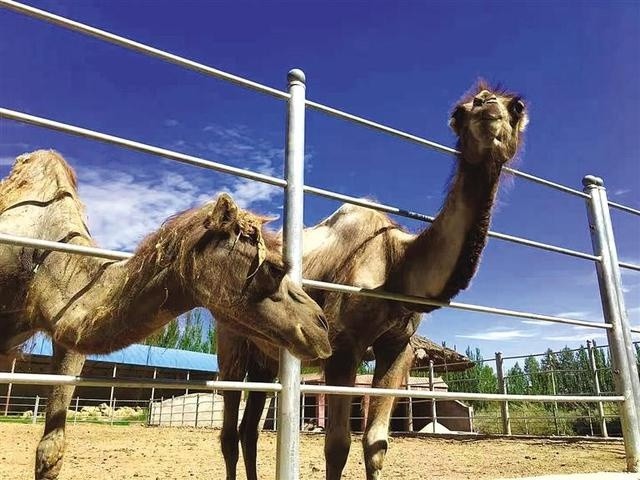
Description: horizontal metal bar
xmin=609 ymin=200 xmax=640 ymax=217
xmin=0 ymin=373 xmax=622 ymax=404
xmin=305 ymin=100 xmax=592 ymax=200
xmin=302 ymin=279 xmax=613 ymax=330
xmin=0 ymin=108 xmax=601 ymax=264
xmin=305 ymin=99 xmax=458 ymax=156
xmin=620 ymin=261 xmax=640 ymax=272
xmin=0 ymin=373 xmax=283 ymax=393
xmin=0 ymin=0 xmax=288 ymax=100
xmin=5 ymin=1 xmax=636 ymax=215
xmin=0 ymin=232 xmax=618 ymax=332
xmin=304 ymin=185 xmax=600 ymax=262
xmin=0 ymin=108 xmax=287 ymax=188
xmin=300 ymin=384 xmax=623 ymax=403
xmin=0 ymin=232 xmax=132 ymax=260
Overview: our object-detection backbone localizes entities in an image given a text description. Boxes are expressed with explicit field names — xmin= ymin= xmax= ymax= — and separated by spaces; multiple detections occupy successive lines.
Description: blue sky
xmin=1 ymin=1 xmax=638 ymax=363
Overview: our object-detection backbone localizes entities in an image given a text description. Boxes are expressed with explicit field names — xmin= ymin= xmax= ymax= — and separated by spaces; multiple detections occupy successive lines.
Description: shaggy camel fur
xmin=218 ymin=82 xmax=529 ymax=480
xmin=0 ymin=150 xmax=330 ymax=479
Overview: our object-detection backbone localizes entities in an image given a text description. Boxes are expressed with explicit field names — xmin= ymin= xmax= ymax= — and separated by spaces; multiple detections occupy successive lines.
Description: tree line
xmin=441 ymin=343 xmax=640 ymax=410
xmin=143 ymin=308 xmax=217 ymax=354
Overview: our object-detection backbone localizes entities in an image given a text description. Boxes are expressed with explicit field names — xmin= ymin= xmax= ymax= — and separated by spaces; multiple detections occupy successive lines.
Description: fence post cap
xmin=287 ymin=68 xmax=306 ymax=85
xmin=582 ymin=175 xmax=604 ymax=187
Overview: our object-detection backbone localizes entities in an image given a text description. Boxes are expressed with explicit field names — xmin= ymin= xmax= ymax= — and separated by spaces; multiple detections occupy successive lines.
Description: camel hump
xmin=15 ymin=149 xmax=75 ymax=178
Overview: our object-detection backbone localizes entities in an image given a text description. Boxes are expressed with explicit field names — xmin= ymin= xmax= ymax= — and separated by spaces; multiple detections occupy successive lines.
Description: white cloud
xmin=554 ymin=311 xmax=592 ymax=320
xmin=543 ymin=333 xmax=608 ymax=342
xmin=613 ymin=188 xmax=630 ymax=196
xmin=0 ymin=156 xmax=15 ymax=166
xmin=456 ymin=329 xmax=537 ymax=341
xmin=521 ymin=320 xmax=553 ymax=326
xmin=163 ymin=119 xmax=179 ymax=127
xmin=78 ymin=167 xmax=206 ymax=251
xmin=76 ymin=124 xmax=284 ymax=251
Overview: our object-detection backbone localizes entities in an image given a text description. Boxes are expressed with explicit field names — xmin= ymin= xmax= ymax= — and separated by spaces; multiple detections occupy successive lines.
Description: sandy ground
xmin=0 ymin=423 xmax=631 ymax=480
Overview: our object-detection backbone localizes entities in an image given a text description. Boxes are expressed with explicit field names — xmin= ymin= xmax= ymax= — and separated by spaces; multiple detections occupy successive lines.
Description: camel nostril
xmin=317 ymin=314 xmax=329 ymax=331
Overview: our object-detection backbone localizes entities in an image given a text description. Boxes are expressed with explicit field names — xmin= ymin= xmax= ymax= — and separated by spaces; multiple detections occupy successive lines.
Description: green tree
xmin=506 ymin=362 xmax=527 ymax=395
xmin=442 ymin=347 xmax=497 ymax=409
xmin=523 ymin=355 xmax=544 ymax=395
xmin=143 ymin=308 xmax=216 ymax=353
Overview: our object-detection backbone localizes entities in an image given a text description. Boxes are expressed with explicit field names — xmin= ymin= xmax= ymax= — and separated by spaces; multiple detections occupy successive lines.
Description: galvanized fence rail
xmin=0 ymin=0 xmax=639 ymax=475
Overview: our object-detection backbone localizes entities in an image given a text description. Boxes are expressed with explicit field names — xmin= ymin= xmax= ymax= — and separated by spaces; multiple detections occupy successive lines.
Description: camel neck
xmin=389 ymin=155 xmax=502 ymax=307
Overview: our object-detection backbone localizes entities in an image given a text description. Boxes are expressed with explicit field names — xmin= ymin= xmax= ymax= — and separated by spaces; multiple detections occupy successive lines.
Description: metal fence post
xmin=428 ymin=360 xmax=437 ymax=433
xmin=73 ymin=396 xmax=79 ymax=425
xmin=276 ymin=68 xmax=306 ymax=480
xmin=33 ymin=395 xmax=40 ymax=425
xmin=109 ymin=364 xmax=117 ymax=411
xmin=587 ymin=340 xmax=608 ymax=437
xmin=583 ymin=175 xmax=640 ymax=472
xmin=550 ymin=368 xmax=560 ymax=435
xmin=3 ymin=358 xmax=16 ymax=416
xmin=406 ymin=369 xmax=413 ymax=433
xmin=195 ymin=393 xmax=200 ymax=428
xmin=496 ymin=352 xmax=511 ymax=435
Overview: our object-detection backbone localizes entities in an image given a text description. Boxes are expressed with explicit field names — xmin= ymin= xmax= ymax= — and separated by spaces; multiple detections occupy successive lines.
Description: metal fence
xmin=0 ymin=0 xmax=639 ymax=476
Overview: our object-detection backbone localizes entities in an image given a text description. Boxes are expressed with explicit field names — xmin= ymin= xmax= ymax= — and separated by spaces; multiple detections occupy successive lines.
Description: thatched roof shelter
xmin=363 ymin=335 xmax=474 ymax=373
xmin=408 ymin=335 xmax=474 ymax=373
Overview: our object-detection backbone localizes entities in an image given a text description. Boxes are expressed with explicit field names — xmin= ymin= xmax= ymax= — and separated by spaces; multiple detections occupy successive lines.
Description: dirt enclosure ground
xmin=1 ymin=423 xmax=628 ymax=479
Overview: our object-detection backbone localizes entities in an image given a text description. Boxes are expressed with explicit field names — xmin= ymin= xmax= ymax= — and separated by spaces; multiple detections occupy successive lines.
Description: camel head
xmin=173 ymin=194 xmax=331 ymax=361
xmin=449 ymin=81 xmax=528 ymax=166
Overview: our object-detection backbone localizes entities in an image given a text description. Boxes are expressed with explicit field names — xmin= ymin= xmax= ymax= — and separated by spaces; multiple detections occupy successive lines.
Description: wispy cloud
xmin=79 ymin=167 xmax=209 ymax=251
xmin=521 ymin=320 xmax=553 ymax=326
xmin=77 ymin=124 xmax=284 ymax=251
xmin=543 ymin=333 xmax=608 ymax=342
xmin=163 ymin=119 xmax=179 ymax=127
xmin=553 ymin=310 xmax=597 ymax=320
xmin=0 ymin=156 xmax=15 ymax=166
xmin=613 ymin=188 xmax=630 ymax=196
xmin=456 ymin=329 xmax=537 ymax=341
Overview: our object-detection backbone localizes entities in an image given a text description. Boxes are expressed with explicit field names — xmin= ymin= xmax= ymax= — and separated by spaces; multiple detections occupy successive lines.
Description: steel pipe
xmin=0 ymin=232 xmax=131 ymax=260
xmin=0 ymin=0 xmax=288 ymax=100
xmin=302 ymin=279 xmax=613 ymax=330
xmin=0 ymin=108 xmax=287 ymax=188
xmin=0 ymin=373 xmax=623 ymax=404
xmin=5 ymin=1 xmax=639 ymax=215
xmin=620 ymin=261 xmax=640 ymax=272
xmin=303 ymin=184 xmax=599 ymax=261
xmin=583 ymin=175 xmax=640 ymax=472
xmin=276 ymin=68 xmax=306 ymax=480
xmin=299 ymin=384 xmax=623 ymax=404
xmin=0 ymin=373 xmax=282 ymax=393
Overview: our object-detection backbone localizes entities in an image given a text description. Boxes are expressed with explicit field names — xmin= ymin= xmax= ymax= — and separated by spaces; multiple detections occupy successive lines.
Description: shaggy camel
xmin=218 ymin=82 xmax=529 ymax=480
xmin=0 ymin=150 xmax=330 ymax=479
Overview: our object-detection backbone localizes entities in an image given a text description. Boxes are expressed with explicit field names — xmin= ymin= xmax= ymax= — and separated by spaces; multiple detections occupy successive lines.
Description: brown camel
xmin=0 ymin=150 xmax=330 ymax=479
xmin=218 ymin=82 xmax=529 ymax=480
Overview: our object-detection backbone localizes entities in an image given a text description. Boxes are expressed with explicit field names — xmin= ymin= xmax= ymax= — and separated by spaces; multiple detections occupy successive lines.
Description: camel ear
xmin=260 ymin=215 xmax=279 ymax=225
xmin=205 ymin=193 xmax=238 ymax=231
xmin=449 ymin=106 xmax=465 ymax=135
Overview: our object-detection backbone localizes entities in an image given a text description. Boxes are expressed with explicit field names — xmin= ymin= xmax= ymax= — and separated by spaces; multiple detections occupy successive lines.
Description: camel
xmin=0 ymin=150 xmax=331 ymax=479
xmin=218 ymin=82 xmax=529 ymax=480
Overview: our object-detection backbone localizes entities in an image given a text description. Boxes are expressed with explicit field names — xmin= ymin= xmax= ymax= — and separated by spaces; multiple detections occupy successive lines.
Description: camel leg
xmin=221 ymin=389 xmax=242 ymax=480
xmin=239 ymin=360 xmax=276 ymax=480
xmin=324 ymin=350 xmax=360 ymax=480
xmin=362 ymin=339 xmax=413 ymax=480
xmin=217 ymin=325 xmax=249 ymax=480
xmin=35 ymin=343 xmax=85 ymax=480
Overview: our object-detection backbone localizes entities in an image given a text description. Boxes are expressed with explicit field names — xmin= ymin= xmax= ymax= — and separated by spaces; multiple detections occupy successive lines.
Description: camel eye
xmin=511 ymin=99 xmax=525 ymax=116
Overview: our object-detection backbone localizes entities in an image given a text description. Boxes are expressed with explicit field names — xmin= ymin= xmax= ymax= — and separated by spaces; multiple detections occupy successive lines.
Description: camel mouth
xmin=478 ymin=114 xmax=503 ymax=121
